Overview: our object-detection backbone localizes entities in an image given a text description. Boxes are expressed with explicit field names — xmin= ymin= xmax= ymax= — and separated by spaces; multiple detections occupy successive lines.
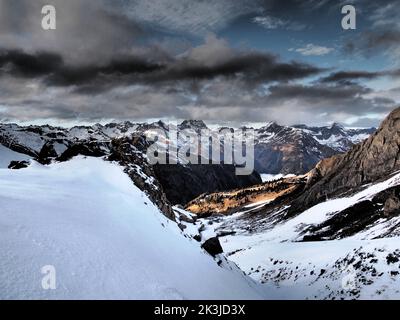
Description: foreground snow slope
xmin=0 ymin=157 xmax=266 ymax=299
xmin=193 ymin=172 xmax=400 ymax=299
xmin=220 ymin=234 xmax=400 ymax=299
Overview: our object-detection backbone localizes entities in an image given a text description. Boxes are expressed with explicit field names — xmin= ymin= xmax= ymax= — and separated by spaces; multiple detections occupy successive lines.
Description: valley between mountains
xmin=1 ymin=107 xmax=399 ymax=299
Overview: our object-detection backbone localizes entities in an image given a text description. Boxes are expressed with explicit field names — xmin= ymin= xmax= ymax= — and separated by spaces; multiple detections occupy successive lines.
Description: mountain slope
xmin=0 ymin=157 xmax=267 ymax=299
xmin=290 ymin=107 xmax=400 ymax=213
xmin=189 ymin=170 xmax=400 ymax=299
xmin=178 ymin=107 xmax=400 ymax=299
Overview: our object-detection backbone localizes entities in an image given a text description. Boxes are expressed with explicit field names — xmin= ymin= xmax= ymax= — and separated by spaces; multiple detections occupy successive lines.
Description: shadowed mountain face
xmin=153 ymin=163 xmax=261 ymax=205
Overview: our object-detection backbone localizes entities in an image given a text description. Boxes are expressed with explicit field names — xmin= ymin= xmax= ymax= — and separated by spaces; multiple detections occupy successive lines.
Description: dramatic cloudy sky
xmin=1 ymin=0 xmax=400 ymax=126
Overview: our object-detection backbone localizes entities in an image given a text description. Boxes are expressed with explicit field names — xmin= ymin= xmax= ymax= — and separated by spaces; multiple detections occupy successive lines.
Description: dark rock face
xmin=201 ymin=237 xmax=223 ymax=257
xmin=384 ymin=195 xmax=400 ymax=216
xmin=153 ymin=163 xmax=261 ymax=205
xmin=178 ymin=120 xmax=207 ymax=131
xmin=56 ymin=142 xmax=110 ymax=162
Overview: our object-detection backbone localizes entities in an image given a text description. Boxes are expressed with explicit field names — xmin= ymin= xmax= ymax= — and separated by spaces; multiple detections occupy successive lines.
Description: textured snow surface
xmin=0 ymin=157 xmax=267 ymax=300
xmin=222 ymin=237 xmax=400 ymax=299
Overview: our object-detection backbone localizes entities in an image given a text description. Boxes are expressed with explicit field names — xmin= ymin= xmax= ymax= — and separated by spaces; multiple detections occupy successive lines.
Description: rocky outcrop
xmin=201 ymin=237 xmax=223 ymax=257
xmin=384 ymin=194 xmax=400 ymax=216
xmin=8 ymin=160 xmax=29 ymax=169
xmin=56 ymin=142 xmax=110 ymax=162
xmin=178 ymin=120 xmax=208 ymax=131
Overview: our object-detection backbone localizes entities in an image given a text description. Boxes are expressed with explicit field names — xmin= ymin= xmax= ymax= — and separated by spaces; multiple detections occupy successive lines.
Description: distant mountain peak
xmin=179 ymin=120 xmax=208 ymax=130
xmin=330 ymin=122 xmax=345 ymax=130
xmin=258 ymin=121 xmax=281 ymax=132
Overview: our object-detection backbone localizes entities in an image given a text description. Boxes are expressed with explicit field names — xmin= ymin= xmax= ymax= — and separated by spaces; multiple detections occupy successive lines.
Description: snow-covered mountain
xmin=0 ymin=120 xmax=374 ymax=175
xmin=253 ymin=122 xmax=375 ymax=174
xmin=293 ymin=123 xmax=374 ymax=152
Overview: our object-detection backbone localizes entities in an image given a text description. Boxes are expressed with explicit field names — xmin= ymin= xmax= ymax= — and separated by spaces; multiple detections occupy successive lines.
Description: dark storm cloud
xmin=48 ymin=56 xmax=166 ymax=87
xmin=267 ymin=82 xmax=372 ymax=100
xmin=0 ymin=49 xmax=165 ymax=83
xmin=320 ymin=69 xmax=400 ymax=83
xmin=258 ymin=82 xmax=397 ymax=123
xmin=0 ymin=50 xmax=63 ymax=77
xmin=321 ymin=71 xmax=381 ymax=83
xmin=0 ymin=48 xmax=324 ymax=93
xmin=262 ymin=82 xmax=390 ymax=118
xmin=150 ymin=53 xmax=323 ymax=86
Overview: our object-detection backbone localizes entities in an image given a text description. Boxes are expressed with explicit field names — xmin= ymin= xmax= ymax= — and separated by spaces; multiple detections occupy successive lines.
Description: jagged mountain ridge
xmin=0 ymin=119 xmax=374 ymax=174
xmin=254 ymin=121 xmax=374 ymax=174
xmin=293 ymin=122 xmax=374 ymax=152
xmin=0 ymin=120 xmax=261 ymax=209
